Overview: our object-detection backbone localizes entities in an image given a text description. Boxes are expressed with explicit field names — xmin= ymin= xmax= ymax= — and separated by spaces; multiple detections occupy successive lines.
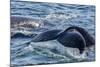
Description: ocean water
xmin=11 ymin=0 xmax=95 ymax=66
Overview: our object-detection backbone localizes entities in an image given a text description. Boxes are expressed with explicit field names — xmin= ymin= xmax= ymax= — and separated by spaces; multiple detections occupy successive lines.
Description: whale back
xmin=64 ymin=26 xmax=95 ymax=47
xmin=11 ymin=16 xmax=35 ymax=23
xmin=32 ymin=30 xmax=62 ymax=42
xmin=57 ymin=32 xmax=86 ymax=54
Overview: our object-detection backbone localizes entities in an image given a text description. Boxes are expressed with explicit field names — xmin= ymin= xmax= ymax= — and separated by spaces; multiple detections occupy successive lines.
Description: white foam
xmin=45 ymin=12 xmax=78 ymax=20
xmin=30 ymin=40 xmax=87 ymax=61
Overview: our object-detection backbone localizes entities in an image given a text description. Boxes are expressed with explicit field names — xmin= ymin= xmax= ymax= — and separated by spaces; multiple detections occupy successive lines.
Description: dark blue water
xmin=11 ymin=0 xmax=95 ymax=66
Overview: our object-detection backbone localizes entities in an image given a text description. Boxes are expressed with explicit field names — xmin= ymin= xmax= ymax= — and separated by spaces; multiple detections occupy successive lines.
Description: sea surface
xmin=11 ymin=0 xmax=95 ymax=66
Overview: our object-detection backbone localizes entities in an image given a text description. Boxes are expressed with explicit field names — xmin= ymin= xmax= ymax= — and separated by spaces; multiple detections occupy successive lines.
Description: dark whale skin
xmin=32 ymin=30 xmax=62 ymax=42
xmin=31 ymin=26 xmax=95 ymax=54
xmin=57 ymin=32 xmax=86 ymax=54
xmin=65 ymin=26 xmax=95 ymax=47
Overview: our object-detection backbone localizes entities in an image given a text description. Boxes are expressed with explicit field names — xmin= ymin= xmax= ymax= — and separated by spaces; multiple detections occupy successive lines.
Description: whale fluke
xmin=65 ymin=26 xmax=95 ymax=47
xmin=31 ymin=26 xmax=95 ymax=54
xmin=57 ymin=31 xmax=86 ymax=54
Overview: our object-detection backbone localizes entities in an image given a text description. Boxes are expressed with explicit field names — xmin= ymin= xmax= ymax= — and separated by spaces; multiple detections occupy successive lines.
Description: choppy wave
xmin=11 ymin=1 xmax=95 ymax=66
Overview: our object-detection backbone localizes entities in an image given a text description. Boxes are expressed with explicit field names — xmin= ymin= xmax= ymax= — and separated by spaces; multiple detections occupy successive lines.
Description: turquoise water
xmin=11 ymin=0 xmax=95 ymax=66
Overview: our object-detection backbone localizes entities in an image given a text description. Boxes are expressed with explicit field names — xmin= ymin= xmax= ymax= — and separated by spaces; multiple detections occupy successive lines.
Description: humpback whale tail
xmin=64 ymin=26 xmax=95 ymax=47
xmin=32 ymin=26 xmax=95 ymax=54
xmin=57 ymin=32 xmax=86 ymax=54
